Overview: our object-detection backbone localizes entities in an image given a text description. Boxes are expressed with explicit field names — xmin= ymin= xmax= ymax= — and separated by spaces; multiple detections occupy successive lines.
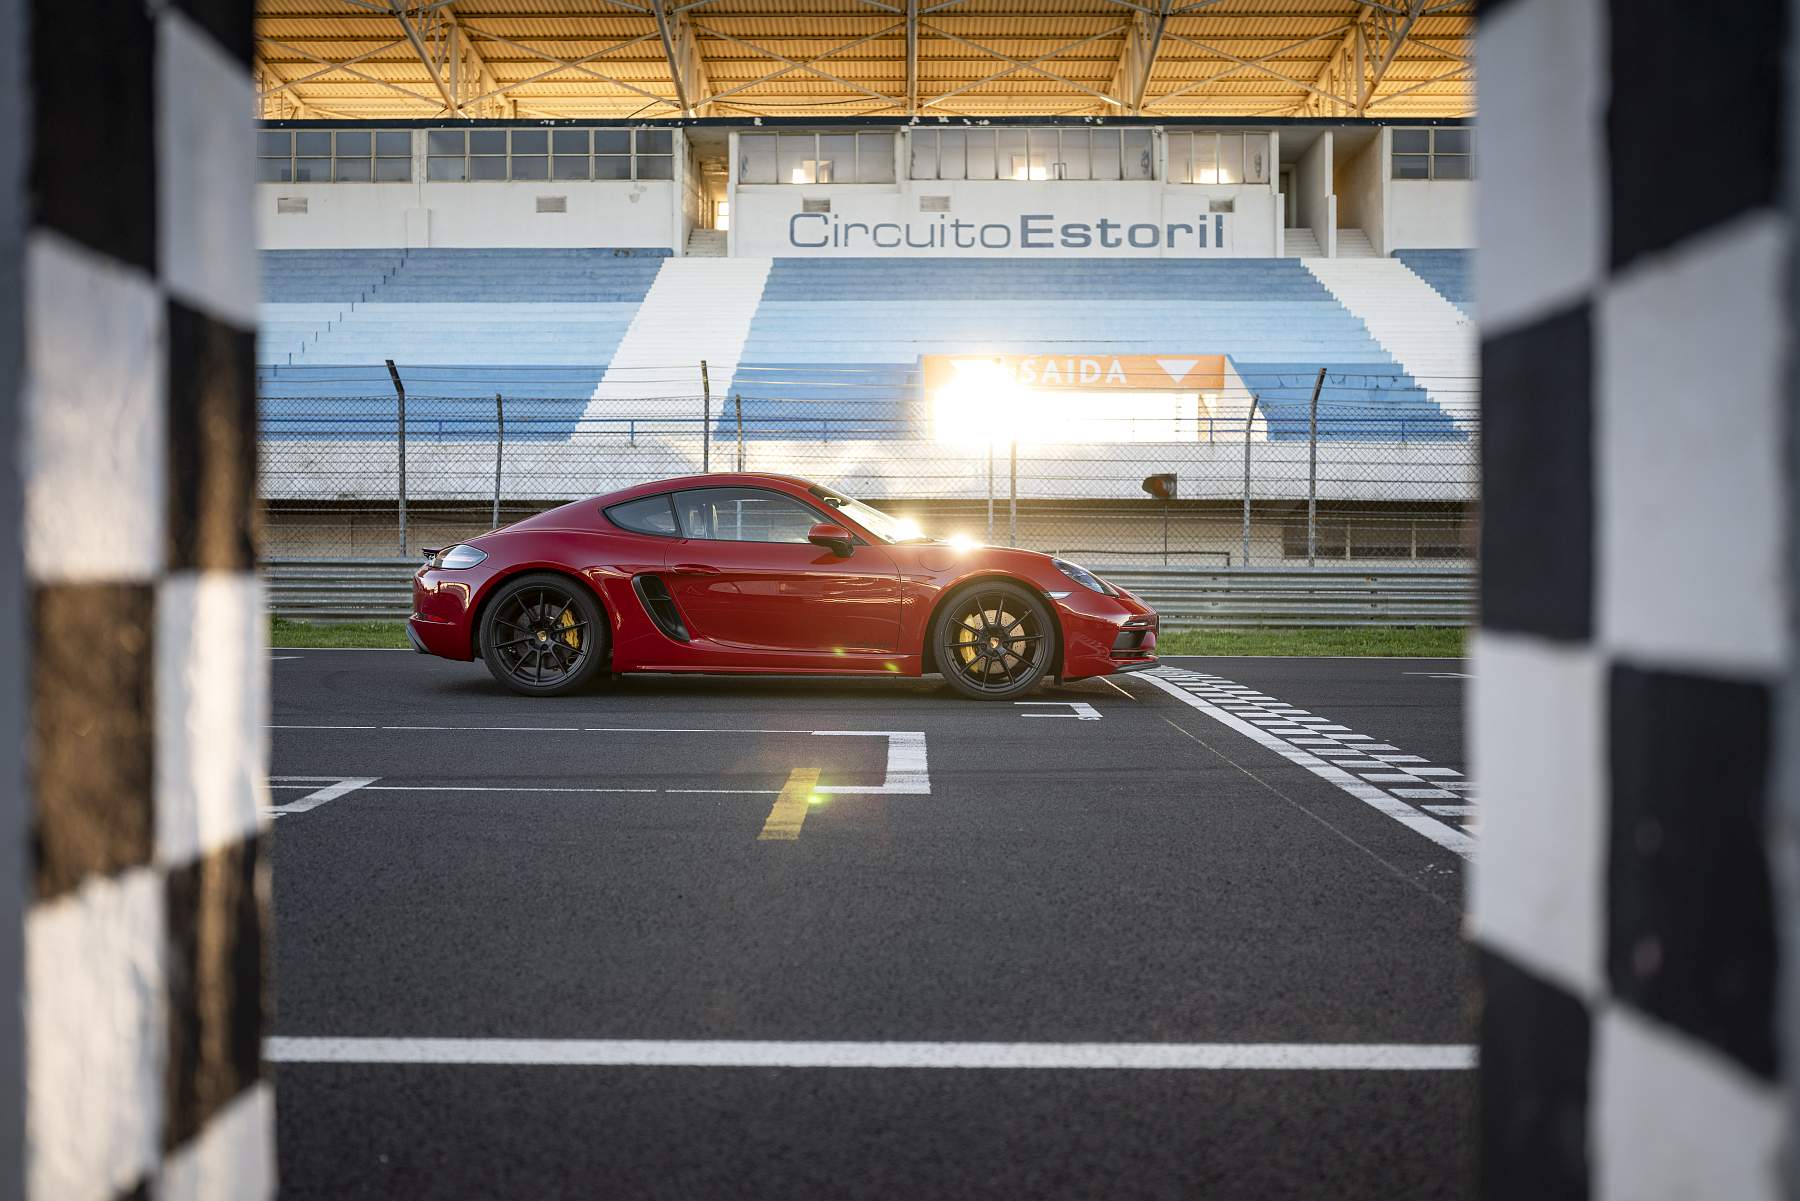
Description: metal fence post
xmin=1008 ymin=440 xmax=1018 ymax=548
xmin=1240 ymin=394 xmax=1259 ymax=568
xmin=493 ymin=392 xmax=504 ymax=529
xmin=986 ymin=444 xmax=995 ymax=543
xmin=1307 ymin=366 xmax=1324 ymax=567
xmin=734 ymin=393 xmax=745 ymax=471
xmin=386 ymin=359 xmax=407 ymax=557
xmin=700 ymin=359 xmax=711 ymax=473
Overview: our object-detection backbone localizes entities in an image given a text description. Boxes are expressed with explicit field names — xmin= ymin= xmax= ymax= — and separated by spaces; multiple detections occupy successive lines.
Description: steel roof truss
xmin=922 ymin=24 xmax=1132 ymax=108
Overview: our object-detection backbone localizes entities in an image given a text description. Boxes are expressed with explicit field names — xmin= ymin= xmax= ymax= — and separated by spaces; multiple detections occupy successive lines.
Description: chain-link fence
xmin=260 ymin=364 xmax=1478 ymax=568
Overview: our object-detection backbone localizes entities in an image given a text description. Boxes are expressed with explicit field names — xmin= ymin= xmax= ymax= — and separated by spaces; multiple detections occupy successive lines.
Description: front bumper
xmin=1054 ymin=587 xmax=1159 ymax=680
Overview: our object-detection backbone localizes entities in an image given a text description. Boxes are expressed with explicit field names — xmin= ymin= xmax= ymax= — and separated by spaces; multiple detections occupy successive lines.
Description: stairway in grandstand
xmin=257 ymin=248 xmax=665 ymax=439
xmin=1281 ymin=228 xmax=1322 ymax=258
xmin=1302 ymin=255 xmax=1477 ymax=422
xmin=727 ymin=257 xmax=1459 ymax=441
xmin=685 ymin=229 xmax=729 ymax=258
xmin=580 ymin=256 xmax=773 ymax=422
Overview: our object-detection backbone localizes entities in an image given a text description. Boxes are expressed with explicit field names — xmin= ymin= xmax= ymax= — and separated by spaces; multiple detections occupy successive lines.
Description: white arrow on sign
xmin=1155 ymin=358 xmax=1201 ymax=385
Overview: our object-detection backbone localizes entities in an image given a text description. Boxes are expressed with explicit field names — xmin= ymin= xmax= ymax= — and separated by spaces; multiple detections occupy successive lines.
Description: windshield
xmin=810 ymin=486 xmax=932 ymax=544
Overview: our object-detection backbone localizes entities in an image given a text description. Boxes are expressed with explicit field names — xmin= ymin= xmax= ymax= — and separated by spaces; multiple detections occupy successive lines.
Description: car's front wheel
xmin=480 ymin=573 xmax=609 ymax=696
xmin=933 ymin=581 xmax=1054 ymax=700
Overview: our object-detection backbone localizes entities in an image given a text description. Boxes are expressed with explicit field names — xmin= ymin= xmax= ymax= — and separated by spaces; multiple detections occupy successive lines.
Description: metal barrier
xmin=263 ymin=559 xmax=1473 ymax=630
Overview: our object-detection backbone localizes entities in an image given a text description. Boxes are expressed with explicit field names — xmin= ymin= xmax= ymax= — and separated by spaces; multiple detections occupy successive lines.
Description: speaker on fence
xmin=1141 ymin=473 xmax=1178 ymax=501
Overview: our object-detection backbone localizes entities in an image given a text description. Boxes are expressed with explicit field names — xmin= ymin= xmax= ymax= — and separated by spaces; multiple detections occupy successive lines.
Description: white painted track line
xmin=1139 ymin=672 xmax=1475 ymax=859
xmin=813 ymin=730 xmax=929 ymax=795
xmin=266 ymin=1037 xmax=1475 ymax=1071
xmin=360 ymin=785 xmax=778 ymax=796
xmin=270 ymin=777 xmax=379 ymax=815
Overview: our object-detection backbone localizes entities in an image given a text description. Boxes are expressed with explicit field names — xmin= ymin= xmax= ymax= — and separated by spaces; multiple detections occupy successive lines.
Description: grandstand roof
xmin=255 ymin=0 xmax=1473 ymax=121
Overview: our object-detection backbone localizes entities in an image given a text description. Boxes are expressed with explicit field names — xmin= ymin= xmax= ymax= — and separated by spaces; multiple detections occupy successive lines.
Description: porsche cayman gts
xmin=408 ymin=474 xmax=1158 ymax=699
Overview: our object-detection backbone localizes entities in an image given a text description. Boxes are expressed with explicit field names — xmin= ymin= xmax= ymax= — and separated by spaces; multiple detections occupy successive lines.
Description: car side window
xmin=672 ymin=487 xmax=828 ymax=544
xmin=604 ymin=494 xmax=679 ymax=537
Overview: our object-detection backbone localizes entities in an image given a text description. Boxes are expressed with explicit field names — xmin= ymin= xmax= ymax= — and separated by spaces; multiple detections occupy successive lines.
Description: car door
xmin=663 ymin=486 xmax=902 ymax=654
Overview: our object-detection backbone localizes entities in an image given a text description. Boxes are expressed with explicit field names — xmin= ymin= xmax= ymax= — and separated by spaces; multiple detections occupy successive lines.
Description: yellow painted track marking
xmin=758 ymin=768 xmax=821 ymax=841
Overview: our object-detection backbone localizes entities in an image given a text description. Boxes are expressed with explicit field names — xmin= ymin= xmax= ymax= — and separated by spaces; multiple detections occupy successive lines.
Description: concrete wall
xmin=1389 ymin=179 xmax=1475 ymax=249
xmin=1336 ymin=129 xmax=1388 ymax=255
xmin=1294 ymin=131 xmax=1335 ymax=257
xmin=256 ymin=179 xmax=679 ymax=250
xmin=731 ymin=178 xmax=1276 ymax=258
xmin=680 ymin=141 xmax=706 ymax=246
xmin=250 ymin=123 xmax=1465 ymax=260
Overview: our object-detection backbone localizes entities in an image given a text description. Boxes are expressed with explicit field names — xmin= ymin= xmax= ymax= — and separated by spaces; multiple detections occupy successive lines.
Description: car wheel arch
xmin=918 ymin=574 xmax=1064 ymax=680
xmin=469 ymin=565 xmax=613 ymax=659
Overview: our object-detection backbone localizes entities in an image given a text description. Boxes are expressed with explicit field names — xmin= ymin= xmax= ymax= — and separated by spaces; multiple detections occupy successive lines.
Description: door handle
xmin=671 ymin=563 xmax=721 ymax=575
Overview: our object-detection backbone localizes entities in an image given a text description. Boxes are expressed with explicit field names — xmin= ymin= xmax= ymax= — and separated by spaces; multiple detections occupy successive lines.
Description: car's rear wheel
xmin=933 ymin=581 xmax=1054 ymax=700
xmin=480 ymin=573 xmax=608 ymax=696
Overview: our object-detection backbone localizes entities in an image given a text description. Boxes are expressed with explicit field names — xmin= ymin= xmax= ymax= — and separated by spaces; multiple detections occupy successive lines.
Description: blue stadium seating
xmin=258 ymin=248 xmax=666 ymax=440
xmin=726 ymin=259 xmax=1459 ymax=441
xmin=1392 ymin=249 xmax=1474 ymax=315
xmin=256 ymin=250 xmax=1462 ymax=444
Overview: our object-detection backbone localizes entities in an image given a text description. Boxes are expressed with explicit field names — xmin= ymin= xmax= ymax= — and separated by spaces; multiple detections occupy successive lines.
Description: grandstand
xmin=254 ymin=114 xmax=1477 ymax=565
xmin=259 ymin=249 xmax=666 ymax=441
xmin=725 ymin=257 xmax=1460 ymax=442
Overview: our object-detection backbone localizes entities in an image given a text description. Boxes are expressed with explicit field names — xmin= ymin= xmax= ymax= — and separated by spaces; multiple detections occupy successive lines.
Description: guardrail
xmin=264 ymin=559 xmax=1473 ymax=630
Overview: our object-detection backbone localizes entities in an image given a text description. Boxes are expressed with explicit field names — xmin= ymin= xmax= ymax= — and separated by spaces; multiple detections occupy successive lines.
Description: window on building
xmin=1165 ymin=132 xmax=1270 ymax=185
xmin=425 ymin=127 xmax=674 ymax=182
xmin=908 ymin=127 xmax=1156 ymax=181
xmin=1392 ymin=127 xmax=1473 ymax=180
xmin=259 ymin=129 xmax=411 ymax=183
xmin=738 ymin=131 xmax=895 ymax=184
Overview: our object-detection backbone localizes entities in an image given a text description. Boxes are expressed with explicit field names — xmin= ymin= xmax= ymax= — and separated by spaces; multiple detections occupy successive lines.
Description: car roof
xmin=591 ymin=473 xmax=823 ymax=506
xmin=495 ymin=473 xmax=840 ymax=537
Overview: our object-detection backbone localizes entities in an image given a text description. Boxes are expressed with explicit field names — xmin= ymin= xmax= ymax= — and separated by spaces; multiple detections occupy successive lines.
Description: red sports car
xmin=407 ymin=474 xmax=1158 ymax=699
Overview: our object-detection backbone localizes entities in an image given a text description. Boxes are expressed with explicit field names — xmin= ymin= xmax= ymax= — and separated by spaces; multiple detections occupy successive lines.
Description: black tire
xmin=932 ymin=580 xmax=1054 ymax=701
xmin=480 ymin=573 xmax=609 ymax=697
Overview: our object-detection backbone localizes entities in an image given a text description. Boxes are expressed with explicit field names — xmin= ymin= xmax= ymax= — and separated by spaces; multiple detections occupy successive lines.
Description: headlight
xmin=431 ymin=544 xmax=488 ymax=569
xmin=1052 ymin=557 xmax=1116 ymax=596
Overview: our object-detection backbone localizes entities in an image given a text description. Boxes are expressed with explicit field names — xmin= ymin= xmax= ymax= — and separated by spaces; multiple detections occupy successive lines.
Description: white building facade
xmin=254 ymin=117 xmax=1474 ymax=259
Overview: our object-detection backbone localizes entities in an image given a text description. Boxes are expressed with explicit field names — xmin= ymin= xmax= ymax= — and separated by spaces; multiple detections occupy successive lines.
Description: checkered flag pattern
xmin=16 ymin=1 xmax=272 ymax=1198
xmin=1475 ymin=1 xmax=1791 ymax=1196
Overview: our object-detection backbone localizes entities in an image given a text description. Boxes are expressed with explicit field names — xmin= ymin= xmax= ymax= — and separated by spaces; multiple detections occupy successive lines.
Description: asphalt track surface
xmin=270 ymin=649 xmax=1475 ymax=1200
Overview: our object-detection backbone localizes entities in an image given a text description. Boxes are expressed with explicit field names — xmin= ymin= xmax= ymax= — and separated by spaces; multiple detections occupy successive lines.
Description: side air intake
xmin=632 ymin=575 xmax=691 ymax=642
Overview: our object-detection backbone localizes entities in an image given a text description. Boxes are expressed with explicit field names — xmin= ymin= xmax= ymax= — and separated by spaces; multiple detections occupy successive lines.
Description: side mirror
xmin=807 ymin=522 xmax=854 ymax=557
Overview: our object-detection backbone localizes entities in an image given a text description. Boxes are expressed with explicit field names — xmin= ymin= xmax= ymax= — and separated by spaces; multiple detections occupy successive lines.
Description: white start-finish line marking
xmin=1140 ymin=667 xmax=1476 ymax=859
xmin=1015 ymin=701 xmax=1103 ymax=720
xmin=266 ymin=729 xmax=931 ymax=806
xmin=811 ymin=731 xmax=929 ymax=795
xmin=265 ymin=1037 xmax=1473 ymax=1072
xmin=269 ymin=776 xmax=380 ymax=815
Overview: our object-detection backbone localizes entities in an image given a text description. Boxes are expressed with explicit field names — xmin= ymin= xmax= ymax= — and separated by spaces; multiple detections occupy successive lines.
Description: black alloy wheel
xmin=480 ymin=573 xmax=609 ymax=696
xmin=933 ymin=581 xmax=1054 ymax=700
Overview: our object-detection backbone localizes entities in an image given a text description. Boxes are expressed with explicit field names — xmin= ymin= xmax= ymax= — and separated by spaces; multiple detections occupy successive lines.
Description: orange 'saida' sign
xmin=922 ymin=354 xmax=1226 ymax=392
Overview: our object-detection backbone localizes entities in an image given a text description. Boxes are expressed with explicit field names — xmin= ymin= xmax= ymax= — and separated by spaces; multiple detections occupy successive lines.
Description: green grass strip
xmin=271 ymin=618 xmax=411 ymax=649
xmin=1153 ymin=626 xmax=1466 ymax=658
xmin=271 ymin=617 xmax=1464 ymax=658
